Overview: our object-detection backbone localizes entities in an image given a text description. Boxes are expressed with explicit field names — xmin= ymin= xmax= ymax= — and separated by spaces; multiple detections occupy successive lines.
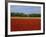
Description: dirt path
xmin=11 ymin=17 xmax=41 ymax=19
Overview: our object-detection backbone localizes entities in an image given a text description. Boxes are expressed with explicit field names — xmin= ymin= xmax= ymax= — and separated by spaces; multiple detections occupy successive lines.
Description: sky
xmin=10 ymin=5 xmax=41 ymax=14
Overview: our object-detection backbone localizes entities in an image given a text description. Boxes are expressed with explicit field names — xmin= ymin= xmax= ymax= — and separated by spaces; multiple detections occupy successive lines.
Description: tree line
xmin=11 ymin=12 xmax=41 ymax=17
